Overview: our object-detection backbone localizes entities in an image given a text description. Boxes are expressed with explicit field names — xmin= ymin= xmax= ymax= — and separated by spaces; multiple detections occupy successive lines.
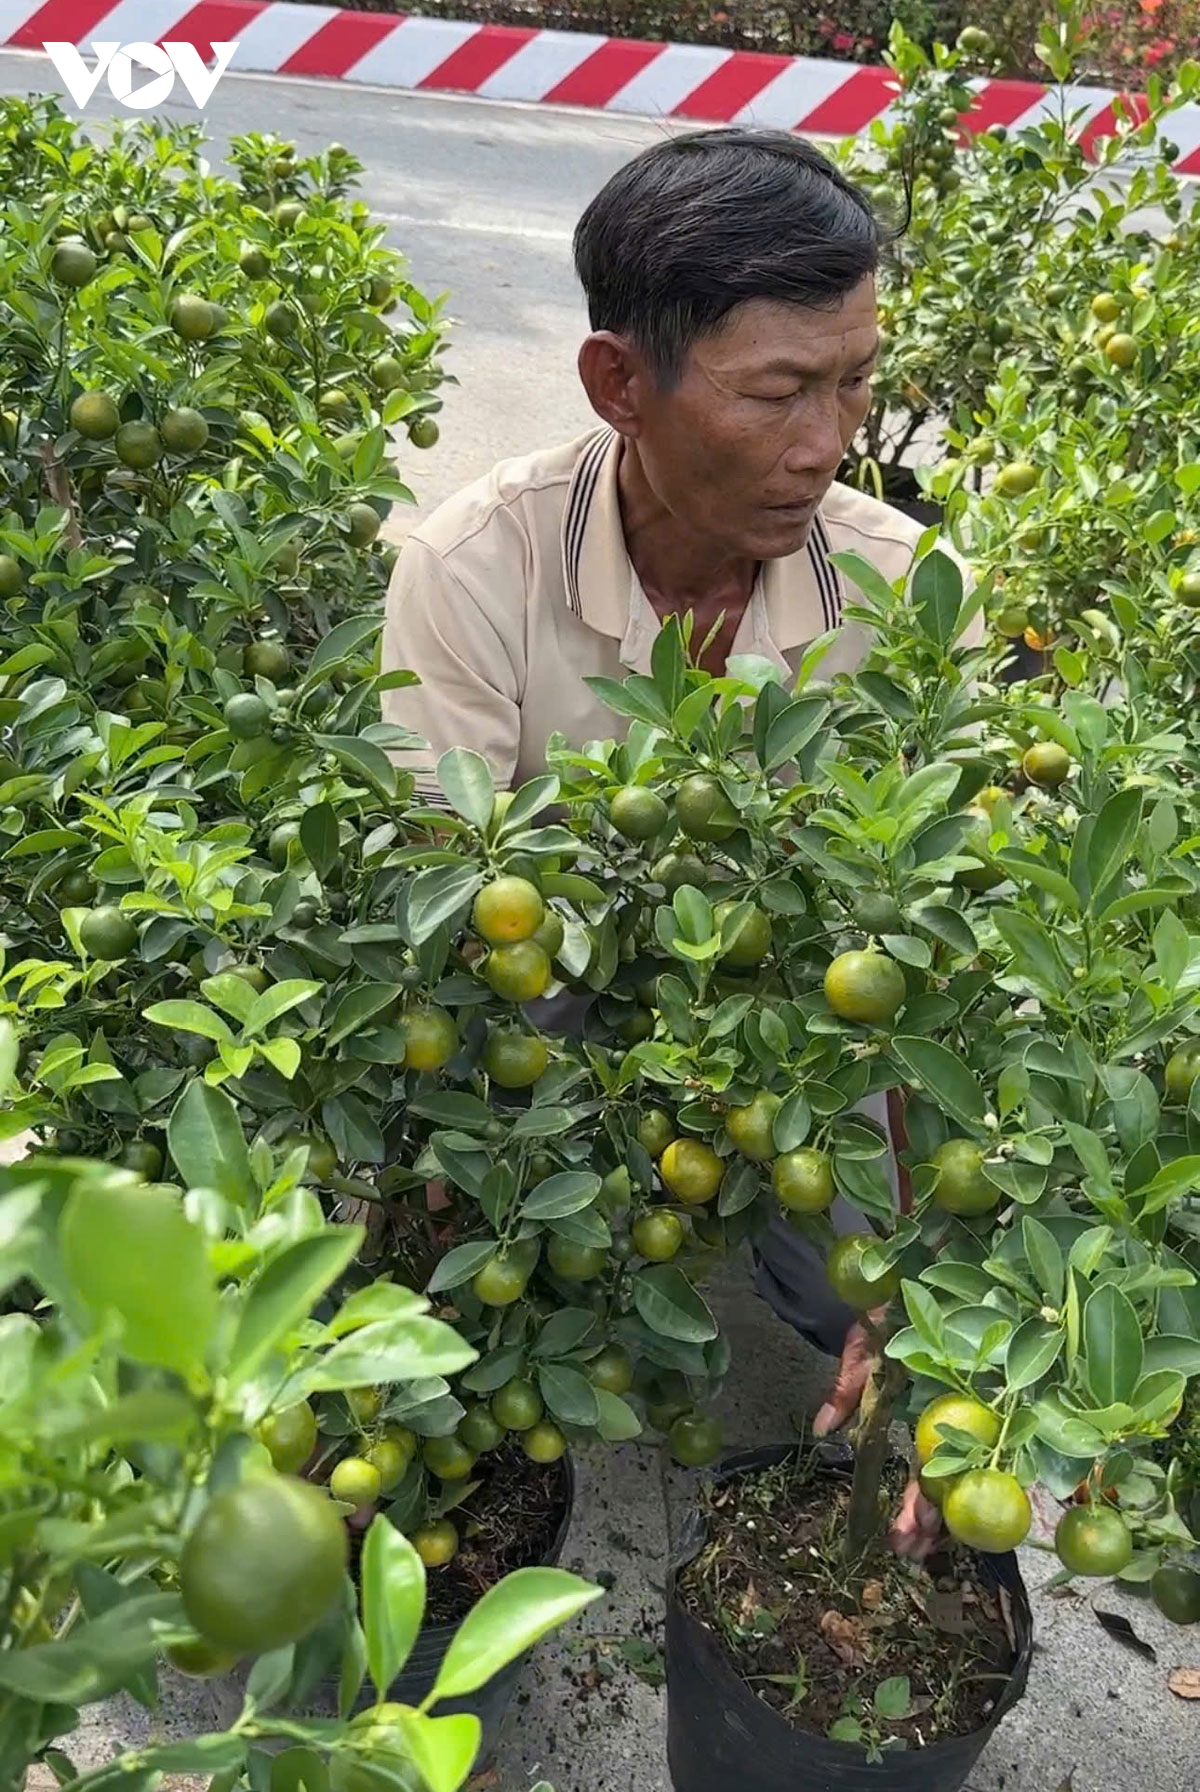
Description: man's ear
xmin=578 ymin=332 xmax=647 ymax=437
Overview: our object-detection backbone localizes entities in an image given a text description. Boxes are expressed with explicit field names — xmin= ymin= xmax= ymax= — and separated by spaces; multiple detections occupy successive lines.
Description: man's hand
xmin=887 ymin=1480 xmax=943 ymax=1559
xmin=812 ymin=1312 xmax=943 ymax=1561
xmin=812 ymin=1317 xmax=878 ymax=1438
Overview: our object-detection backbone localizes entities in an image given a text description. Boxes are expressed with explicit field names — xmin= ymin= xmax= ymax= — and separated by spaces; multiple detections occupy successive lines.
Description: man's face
xmin=629 ymin=279 xmax=878 ymax=559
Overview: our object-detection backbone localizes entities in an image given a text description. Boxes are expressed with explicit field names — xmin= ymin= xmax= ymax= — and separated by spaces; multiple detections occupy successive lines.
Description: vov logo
xmin=43 ymin=41 xmax=239 ymax=111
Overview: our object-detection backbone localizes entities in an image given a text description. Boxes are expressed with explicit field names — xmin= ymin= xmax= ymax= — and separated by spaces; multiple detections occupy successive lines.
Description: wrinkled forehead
xmin=689 ymin=284 xmax=879 ymax=380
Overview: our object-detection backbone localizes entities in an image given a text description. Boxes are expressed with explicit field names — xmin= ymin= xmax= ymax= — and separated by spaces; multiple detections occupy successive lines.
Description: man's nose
xmin=785 ymin=397 xmax=847 ymax=475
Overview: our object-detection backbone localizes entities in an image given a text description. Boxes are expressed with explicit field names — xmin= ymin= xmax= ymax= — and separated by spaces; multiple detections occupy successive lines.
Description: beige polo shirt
xmin=382 ymin=426 xmax=940 ymax=793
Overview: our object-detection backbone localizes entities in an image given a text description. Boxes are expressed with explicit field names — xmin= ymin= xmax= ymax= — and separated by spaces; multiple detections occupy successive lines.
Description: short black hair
xmin=574 ymin=127 xmax=886 ymax=385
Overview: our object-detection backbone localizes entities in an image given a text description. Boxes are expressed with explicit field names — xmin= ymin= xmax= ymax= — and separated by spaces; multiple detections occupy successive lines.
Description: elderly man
xmin=383 ymin=127 xmax=942 ymax=1551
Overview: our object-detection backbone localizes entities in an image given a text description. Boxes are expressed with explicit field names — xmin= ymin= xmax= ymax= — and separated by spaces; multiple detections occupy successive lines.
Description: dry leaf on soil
xmin=923 ymin=1587 xmax=969 ymax=1635
xmin=819 ymin=1609 xmax=868 ymax=1667
xmin=1168 ymin=1668 xmax=1200 ymax=1699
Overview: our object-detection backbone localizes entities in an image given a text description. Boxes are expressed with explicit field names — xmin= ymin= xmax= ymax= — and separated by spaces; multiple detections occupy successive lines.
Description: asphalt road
xmin=0 ymin=51 xmax=690 ymax=525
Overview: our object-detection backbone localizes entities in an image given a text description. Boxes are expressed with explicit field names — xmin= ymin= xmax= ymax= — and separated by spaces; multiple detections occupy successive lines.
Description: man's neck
xmin=616 ymin=439 xmax=758 ymax=668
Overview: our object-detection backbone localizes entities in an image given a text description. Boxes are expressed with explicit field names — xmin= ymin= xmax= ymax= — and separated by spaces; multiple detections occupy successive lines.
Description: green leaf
xmin=167 ymin=1079 xmax=256 ymax=1209
xmin=651 ymin=617 xmax=686 ymax=711
xmin=307 ymin=1316 xmax=476 ymax=1390
xmin=1136 ymin=1154 xmax=1200 ymax=1214
xmin=498 ymin=775 xmax=560 ymax=835
xmin=538 ymin=1363 xmax=600 ymax=1427
xmin=901 ymin=1279 xmax=944 ymax=1352
xmin=314 ymin=733 xmax=397 ymax=799
xmin=270 ymin=1750 xmax=330 ymax=1792
xmin=328 ymin=1282 xmax=425 ymax=1335
xmin=144 ymin=1000 xmax=233 ymax=1044
xmin=362 ymin=1517 xmax=426 ymax=1698
xmin=407 ymin=864 xmax=485 ymax=946
xmin=1142 ymin=1334 xmax=1200 ymax=1377
xmin=1064 ymin=1124 xmax=1113 ymax=1191
xmin=762 ymin=697 xmax=828 ymax=771
xmin=60 ymin=1176 xmax=217 ymax=1375
xmin=993 ymin=908 xmax=1067 ymax=993
xmin=396 ymin=1710 xmax=481 ymax=1792
xmin=522 ymin=1172 xmax=601 ymax=1220
xmin=829 ymin=1717 xmax=865 ymax=1745
xmin=632 ymin=1265 xmax=718 ymax=1343
xmin=874 ymin=1675 xmax=912 ymax=1719
xmin=1022 ymin=1216 xmax=1064 ymax=1306
xmin=583 ymin=675 xmax=671 ymax=727
xmin=300 ymin=803 xmax=339 ymax=880
xmin=829 ymin=549 xmax=896 ymax=611
xmin=229 ymin=1230 xmax=362 ymax=1384
xmin=0 ymin=1590 xmax=181 ymax=1702
xmin=427 ymin=1241 xmax=498 ymax=1294
xmin=994 ymin=852 xmax=1080 ymax=912
xmin=1006 ymin=1318 xmax=1064 ymax=1390
xmin=889 ymin=1037 xmax=985 ymax=1129
xmin=407 ymin=1092 xmax=495 ymax=1130
xmin=981 ymin=1158 xmax=1045 ymax=1205
xmin=531 ymin=1309 xmax=597 ymax=1358
xmin=259 ymin=1037 xmax=302 ymax=1080
xmin=1068 ymin=1225 xmax=1114 ymax=1276
xmin=60 ymin=1387 xmax=197 ymax=1446
xmin=773 ymin=1091 xmax=811 ymax=1153
xmin=913 ymin=904 xmax=978 ymax=956
xmin=325 ymin=983 xmax=400 ymax=1047
xmin=429 ymin=1567 xmax=602 ymax=1702
xmin=322 ymin=1093 xmax=387 ymax=1166
xmin=1131 ymin=1369 xmax=1186 ymax=1426
xmin=437 ymin=747 xmax=495 ymax=830
xmin=310 ymin=614 xmax=381 ymax=677
xmin=1153 ymin=908 xmax=1190 ymax=992
xmin=1086 ymin=787 xmax=1143 ymax=909
xmin=594 ymin=1388 xmax=643 ymax=1441
xmin=246 ymin=979 xmax=323 ymax=1036
xmin=1084 ymin=1283 xmax=1143 ymax=1405
xmin=202 ymin=972 xmax=260 ymax=1024
xmin=1099 ymin=888 xmax=1178 ymax=926
xmin=911 ymin=548 xmax=963 ymax=644
xmin=119 ymin=1737 xmax=248 ymax=1775
xmin=1033 ymin=1394 xmax=1105 ymax=1458
xmin=246 ymin=1647 xmax=294 ymax=1714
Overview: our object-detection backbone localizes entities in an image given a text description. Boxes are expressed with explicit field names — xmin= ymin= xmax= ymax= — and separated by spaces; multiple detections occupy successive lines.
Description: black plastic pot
xmin=305 ymin=1455 xmax=574 ymax=1766
xmin=666 ymin=1445 xmax=1033 ymax=1792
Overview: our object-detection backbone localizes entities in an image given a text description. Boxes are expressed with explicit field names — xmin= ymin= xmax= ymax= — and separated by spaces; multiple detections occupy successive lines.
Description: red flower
xmin=833 ymin=30 xmax=855 ymax=50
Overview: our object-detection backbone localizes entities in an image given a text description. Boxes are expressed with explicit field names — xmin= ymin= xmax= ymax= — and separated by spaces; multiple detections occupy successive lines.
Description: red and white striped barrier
xmin=3 ymin=0 xmax=1200 ymax=173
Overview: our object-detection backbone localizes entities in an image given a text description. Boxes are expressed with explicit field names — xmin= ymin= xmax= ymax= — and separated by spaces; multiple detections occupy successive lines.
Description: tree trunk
xmin=844 ymin=1356 xmax=907 ymax=1562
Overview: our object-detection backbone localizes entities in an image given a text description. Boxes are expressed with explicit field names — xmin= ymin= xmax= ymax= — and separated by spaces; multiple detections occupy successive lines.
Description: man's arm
xmin=381 ymin=535 xmax=522 ymax=794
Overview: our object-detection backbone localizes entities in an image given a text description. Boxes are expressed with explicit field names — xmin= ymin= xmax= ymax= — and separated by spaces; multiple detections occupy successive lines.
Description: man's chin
xmin=753 ymin=508 xmax=819 ymax=558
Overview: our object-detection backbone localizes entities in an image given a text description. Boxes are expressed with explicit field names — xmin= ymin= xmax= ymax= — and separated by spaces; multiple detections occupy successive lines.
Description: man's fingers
xmin=812 ymin=1323 xmax=875 ymax=1436
xmin=888 ymin=1480 xmax=944 ymax=1559
xmin=812 ymin=1401 xmax=841 ymax=1437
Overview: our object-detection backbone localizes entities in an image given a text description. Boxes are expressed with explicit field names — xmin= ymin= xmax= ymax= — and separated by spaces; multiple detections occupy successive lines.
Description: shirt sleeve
xmin=380 ymin=535 xmax=522 ymax=800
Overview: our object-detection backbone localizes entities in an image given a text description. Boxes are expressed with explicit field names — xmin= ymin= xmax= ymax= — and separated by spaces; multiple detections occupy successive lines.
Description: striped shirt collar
xmin=560 ymin=426 xmax=843 ymax=650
